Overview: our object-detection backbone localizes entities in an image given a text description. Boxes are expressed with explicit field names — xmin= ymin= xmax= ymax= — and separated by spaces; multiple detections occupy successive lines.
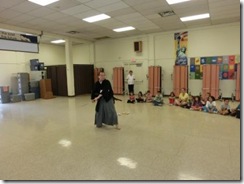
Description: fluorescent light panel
xmin=28 ymin=0 xmax=59 ymax=6
xmin=51 ymin=39 xmax=65 ymax=44
xmin=113 ymin=26 xmax=135 ymax=32
xmin=166 ymin=0 xmax=190 ymax=5
xmin=83 ymin=14 xmax=110 ymax=23
xmin=180 ymin=13 xmax=210 ymax=22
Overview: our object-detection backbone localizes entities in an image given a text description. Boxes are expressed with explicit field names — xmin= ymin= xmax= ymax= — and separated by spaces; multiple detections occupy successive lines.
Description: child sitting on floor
xmin=153 ymin=91 xmax=163 ymax=106
xmin=190 ymin=96 xmax=203 ymax=111
xmin=218 ymin=98 xmax=231 ymax=115
xmin=144 ymin=90 xmax=152 ymax=102
xmin=127 ymin=92 xmax=135 ymax=103
xmin=185 ymin=94 xmax=193 ymax=109
xmin=202 ymin=96 xmax=218 ymax=113
xmin=136 ymin=91 xmax=144 ymax=103
xmin=168 ymin=91 xmax=175 ymax=105
xmin=231 ymin=103 xmax=240 ymax=118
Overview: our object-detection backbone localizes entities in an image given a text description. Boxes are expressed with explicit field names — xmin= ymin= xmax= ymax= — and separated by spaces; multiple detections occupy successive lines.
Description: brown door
xmin=74 ymin=64 xmax=94 ymax=95
xmin=46 ymin=65 xmax=67 ymax=96
xmin=46 ymin=66 xmax=58 ymax=95
xmin=56 ymin=65 xmax=68 ymax=96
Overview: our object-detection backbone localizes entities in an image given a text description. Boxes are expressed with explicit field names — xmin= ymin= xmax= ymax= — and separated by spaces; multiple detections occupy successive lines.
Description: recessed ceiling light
xmin=51 ymin=39 xmax=65 ymax=44
xmin=180 ymin=13 xmax=210 ymax=22
xmin=83 ymin=14 xmax=111 ymax=23
xmin=113 ymin=26 xmax=135 ymax=32
xmin=166 ymin=0 xmax=190 ymax=5
xmin=28 ymin=0 xmax=59 ymax=6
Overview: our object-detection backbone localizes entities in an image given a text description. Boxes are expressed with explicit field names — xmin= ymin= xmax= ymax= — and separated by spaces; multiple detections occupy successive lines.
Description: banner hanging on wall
xmin=0 ymin=30 xmax=39 ymax=53
xmin=174 ymin=31 xmax=188 ymax=66
xmin=0 ymin=31 xmax=38 ymax=43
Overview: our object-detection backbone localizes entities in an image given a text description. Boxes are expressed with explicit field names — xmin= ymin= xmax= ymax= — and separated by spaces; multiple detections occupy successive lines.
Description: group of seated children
xmin=168 ymin=88 xmax=240 ymax=118
xmin=127 ymin=90 xmax=164 ymax=106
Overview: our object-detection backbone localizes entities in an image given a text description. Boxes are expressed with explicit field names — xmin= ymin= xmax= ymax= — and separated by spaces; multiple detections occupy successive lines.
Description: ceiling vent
xmin=66 ymin=31 xmax=80 ymax=34
xmin=94 ymin=36 xmax=111 ymax=40
xmin=158 ymin=10 xmax=175 ymax=17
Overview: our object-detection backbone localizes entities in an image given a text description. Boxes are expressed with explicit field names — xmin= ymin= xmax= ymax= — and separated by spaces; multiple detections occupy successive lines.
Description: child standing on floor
xmin=219 ymin=98 xmax=231 ymax=115
xmin=153 ymin=91 xmax=163 ymax=106
xmin=168 ymin=92 xmax=175 ymax=105
xmin=202 ymin=96 xmax=218 ymax=113
xmin=127 ymin=92 xmax=135 ymax=103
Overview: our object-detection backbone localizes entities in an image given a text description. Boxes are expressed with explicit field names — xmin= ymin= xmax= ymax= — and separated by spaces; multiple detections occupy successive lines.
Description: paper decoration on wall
xmin=217 ymin=56 xmax=223 ymax=64
xmin=228 ymin=71 xmax=235 ymax=79
xmin=190 ymin=72 xmax=195 ymax=79
xmin=190 ymin=65 xmax=195 ymax=72
xmin=206 ymin=57 xmax=212 ymax=64
xmin=190 ymin=55 xmax=239 ymax=80
xmin=229 ymin=55 xmax=235 ymax=65
xmin=175 ymin=31 xmax=188 ymax=65
xmin=190 ymin=58 xmax=195 ymax=65
xmin=200 ymin=57 xmax=206 ymax=65
xmin=211 ymin=57 xmax=217 ymax=64
xmin=223 ymin=56 xmax=229 ymax=64
xmin=195 ymin=57 xmax=200 ymax=65
xmin=222 ymin=72 xmax=228 ymax=79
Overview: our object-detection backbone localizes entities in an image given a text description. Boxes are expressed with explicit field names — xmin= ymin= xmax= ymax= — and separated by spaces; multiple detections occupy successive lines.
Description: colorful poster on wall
xmin=217 ymin=56 xmax=223 ymax=64
xmin=190 ymin=72 xmax=195 ymax=79
xmin=189 ymin=55 xmax=239 ymax=80
xmin=200 ymin=57 xmax=206 ymax=65
xmin=195 ymin=57 xmax=200 ymax=65
xmin=229 ymin=55 xmax=235 ymax=65
xmin=223 ymin=56 xmax=229 ymax=64
xmin=174 ymin=31 xmax=188 ymax=65
xmin=190 ymin=65 xmax=195 ymax=72
xmin=190 ymin=58 xmax=195 ymax=65
xmin=211 ymin=57 xmax=217 ymax=64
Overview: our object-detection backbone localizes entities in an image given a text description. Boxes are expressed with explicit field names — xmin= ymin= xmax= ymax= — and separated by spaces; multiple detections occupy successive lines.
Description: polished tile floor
xmin=0 ymin=95 xmax=240 ymax=180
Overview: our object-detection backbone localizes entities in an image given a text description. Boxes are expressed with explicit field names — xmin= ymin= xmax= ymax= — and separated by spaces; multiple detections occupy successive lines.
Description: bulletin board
xmin=189 ymin=55 xmax=240 ymax=80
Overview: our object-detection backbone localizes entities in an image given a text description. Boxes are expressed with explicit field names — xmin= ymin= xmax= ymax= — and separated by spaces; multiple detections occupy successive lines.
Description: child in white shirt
xmin=202 ymin=96 xmax=218 ymax=113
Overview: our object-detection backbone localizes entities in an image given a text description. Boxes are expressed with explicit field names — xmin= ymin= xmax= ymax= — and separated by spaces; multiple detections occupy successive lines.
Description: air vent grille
xmin=158 ymin=10 xmax=175 ymax=17
xmin=66 ymin=31 xmax=80 ymax=34
xmin=94 ymin=36 xmax=111 ymax=40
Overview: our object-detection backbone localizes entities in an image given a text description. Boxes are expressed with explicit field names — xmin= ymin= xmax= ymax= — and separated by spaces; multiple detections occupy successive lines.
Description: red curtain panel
xmin=202 ymin=65 xmax=211 ymax=99
xmin=210 ymin=65 xmax=220 ymax=99
xmin=202 ymin=65 xmax=219 ymax=99
xmin=148 ymin=66 xmax=154 ymax=95
xmin=235 ymin=63 xmax=240 ymax=101
xmin=148 ymin=66 xmax=162 ymax=96
xmin=173 ymin=65 xmax=188 ymax=97
xmin=180 ymin=66 xmax=188 ymax=91
xmin=113 ymin=67 xmax=124 ymax=95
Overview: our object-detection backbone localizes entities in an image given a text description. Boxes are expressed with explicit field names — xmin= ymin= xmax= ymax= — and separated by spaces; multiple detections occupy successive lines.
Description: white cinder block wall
xmin=0 ymin=22 xmax=240 ymax=97
xmin=93 ymin=22 xmax=240 ymax=96
xmin=0 ymin=43 xmax=65 ymax=86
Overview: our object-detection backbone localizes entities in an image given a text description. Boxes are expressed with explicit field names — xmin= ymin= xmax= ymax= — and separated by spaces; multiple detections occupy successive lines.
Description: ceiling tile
xmin=0 ymin=9 xmax=22 ymax=20
xmin=97 ymin=1 xmax=129 ymax=13
xmin=84 ymin=0 xmax=121 ymax=8
xmin=61 ymin=4 xmax=91 ymax=15
xmin=9 ymin=1 xmax=40 ymax=13
xmin=0 ymin=0 xmax=26 ymax=8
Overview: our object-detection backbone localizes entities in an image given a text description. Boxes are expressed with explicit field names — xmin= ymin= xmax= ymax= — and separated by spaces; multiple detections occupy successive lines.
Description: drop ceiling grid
xmin=0 ymin=0 xmax=240 ymax=42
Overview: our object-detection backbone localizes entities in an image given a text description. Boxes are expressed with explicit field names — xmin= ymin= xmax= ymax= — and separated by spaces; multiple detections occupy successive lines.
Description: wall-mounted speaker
xmin=134 ymin=41 xmax=142 ymax=52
